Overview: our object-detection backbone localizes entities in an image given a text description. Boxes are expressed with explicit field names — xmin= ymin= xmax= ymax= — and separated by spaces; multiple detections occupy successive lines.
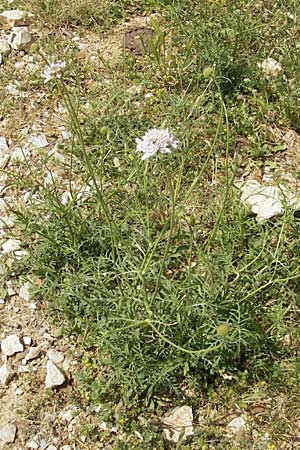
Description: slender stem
xmin=151 ymin=159 xmax=184 ymax=301
xmin=149 ymin=322 xmax=224 ymax=355
xmin=56 ymin=80 xmax=119 ymax=261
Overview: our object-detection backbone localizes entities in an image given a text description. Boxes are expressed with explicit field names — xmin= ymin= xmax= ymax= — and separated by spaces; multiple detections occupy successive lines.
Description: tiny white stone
xmin=258 ymin=57 xmax=282 ymax=77
xmin=60 ymin=406 xmax=78 ymax=422
xmin=0 ymin=38 xmax=10 ymax=55
xmin=25 ymin=346 xmax=40 ymax=361
xmin=0 ymin=136 xmax=8 ymax=152
xmin=61 ymin=446 xmax=71 ymax=450
xmin=19 ymin=281 xmax=31 ymax=301
xmin=23 ymin=336 xmax=32 ymax=346
xmin=6 ymin=281 xmax=16 ymax=296
xmin=15 ymin=60 xmax=26 ymax=70
xmin=0 ymin=361 xmax=14 ymax=385
xmin=15 ymin=249 xmax=28 ymax=259
xmin=18 ymin=365 xmax=30 ymax=373
xmin=61 ymin=191 xmax=72 ymax=205
xmin=113 ymin=157 xmax=120 ymax=168
xmin=6 ymin=82 xmax=20 ymax=96
xmin=163 ymin=406 xmax=194 ymax=443
xmin=10 ymin=27 xmax=32 ymax=50
xmin=0 ymin=423 xmax=17 ymax=444
xmin=15 ymin=387 xmax=23 ymax=395
xmin=227 ymin=416 xmax=246 ymax=435
xmin=44 ymin=170 xmax=57 ymax=186
xmin=62 ymin=358 xmax=71 ymax=372
xmin=29 ymin=134 xmax=49 ymax=148
xmin=99 ymin=421 xmax=108 ymax=430
xmin=2 ymin=238 xmax=20 ymax=254
xmin=1 ymin=334 xmax=24 ymax=356
xmin=28 ymin=302 xmax=37 ymax=310
xmin=25 ymin=440 xmax=39 ymax=449
xmin=47 ymin=348 xmax=64 ymax=364
xmin=45 ymin=360 xmax=66 ymax=388
xmin=0 ymin=216 xmax=14 ymax=229
xmin=46 ymin=445 xmax=57 ymax=450
xmin=61 ymin=130 xmax=73 ymax=140
xmin=0 ymin=9 xmax=33 ymax=27
xmin=39 ymin=438 xmax=48 ymax=449
xmin=11 ymin=146 xmax=30 ymax=161
xmin=48 ymin=146 xmax=65 ymax=163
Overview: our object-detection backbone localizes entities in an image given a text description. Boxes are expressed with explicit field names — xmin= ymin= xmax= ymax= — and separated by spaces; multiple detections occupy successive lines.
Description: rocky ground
xmin=0 ymin=8 xmax=113 ymax=449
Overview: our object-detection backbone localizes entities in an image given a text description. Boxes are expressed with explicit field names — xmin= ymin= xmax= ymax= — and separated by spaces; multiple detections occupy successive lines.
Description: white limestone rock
xmin=163 ymin=406 xmax=194 ymax=443
xmin=59 ymin=406 xmax=78 ymax=423
xmin=240 ymin=180 xmax=300 ymax=221
xmin=0 ymin=37 xmax=10 ymax=55
xmin=47 ymin=348 xmax=64 ymax=364
xmin=10 ymin=26 xmax=32 ymax=50
xmin=11 ymin=146 xmax=30 ymax=161
xmin=0 ymin=361 xmax=14 ymax=385
xmin=1 ymin=334 xmax=24 ymax=356
xmin=227 ymin=416 xmax=247 ymax=435
xmin=24 ymin=346 xmax=41 ymax=362
xmin=45 ymin=360 xmax=66 ymax=388
xmin=19 ymin=281 xmax=31 ymax=301
xmin=29 ymin=134 xmax=49 ymax=148
xmin=2 ymin=238 xmax=20 ymax=253
xmin=0 ymin=423 xmax=17 ymax=444
xmin=0 ymin=9 xmax=33 ymax=27
xmin=26 ymin=440 xmax=39 ymax=449
xmin=5 ymin=82 xmax=20 ymax=96
xmin=23 ymin=336 xmax=32 ymax=346
xmin=0 ymin=136 xmax=9 ymax=156
xmin=61 ymin=130 xmax=72 ymax=140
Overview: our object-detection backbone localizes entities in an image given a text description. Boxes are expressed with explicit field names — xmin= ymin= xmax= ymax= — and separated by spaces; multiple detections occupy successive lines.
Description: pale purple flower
xmin=42 ymin=61 xmax=66 ymax=83
xmin=136 ymin=128 xmax=178 ymax=160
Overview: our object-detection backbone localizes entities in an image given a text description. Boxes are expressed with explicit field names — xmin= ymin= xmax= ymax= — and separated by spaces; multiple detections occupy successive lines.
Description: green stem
xmin=149 ymin=322 xmax=223 ymax=355
xmin=57 ymin=80 xmax=119 ymax=261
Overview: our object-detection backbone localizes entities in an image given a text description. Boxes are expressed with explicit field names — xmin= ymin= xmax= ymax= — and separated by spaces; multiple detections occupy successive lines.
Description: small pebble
xmin=2 ymin=239 xmax=20 ymax=254
xmin=19 ymin=281 xmax=31 ymax=301
xmin=0 ymin=423 xmax=17 ymax=444
xmin=45 ymin=360 xmax=66 ymax=388
xmin=26 ymin=440 xmax=39 ymax=449
xmin=24 ymin=346 xmax=40 ymax=362
xmin=47 ymin=348 xmax=64 ymax=364
xmin=1 ymin=334 xmax=24 ymax=356
xmin=23 ymin=336 xmax=32 ymax=346
xmin=0 ymin=361 xmax=14 ymax=385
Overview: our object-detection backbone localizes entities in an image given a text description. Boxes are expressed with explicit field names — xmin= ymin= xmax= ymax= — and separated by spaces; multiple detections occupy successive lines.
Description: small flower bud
xmin=100 ymin=126 xmax=109 ymax=136
xmin=203 ymin=66 xmax=215 ymax=79
xmin=216 ymin=323 xmax=229 ymax=337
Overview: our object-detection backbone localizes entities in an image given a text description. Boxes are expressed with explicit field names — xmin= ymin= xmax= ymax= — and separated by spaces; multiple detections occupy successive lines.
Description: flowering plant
xmin=136 ymin=128 xmax=178 ymax=160
xmin=42 ymin=61 xmax=66 ymax=84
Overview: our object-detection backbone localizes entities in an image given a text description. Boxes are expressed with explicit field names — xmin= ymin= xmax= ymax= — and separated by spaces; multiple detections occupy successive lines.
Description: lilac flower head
xmin=136 ymin=128 xmax=178 ymax=160
xmin=42 ymin=61 xmax=66 ymax=84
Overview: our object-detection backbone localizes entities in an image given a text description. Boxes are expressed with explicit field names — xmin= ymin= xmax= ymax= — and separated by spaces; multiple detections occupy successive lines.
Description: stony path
xmin=0 ymin=9 xmax=100 ymax=449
